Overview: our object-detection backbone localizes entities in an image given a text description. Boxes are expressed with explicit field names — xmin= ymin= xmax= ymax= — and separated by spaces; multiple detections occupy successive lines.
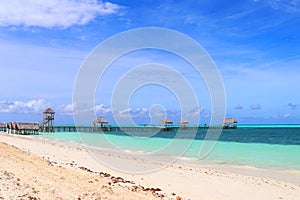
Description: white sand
xmin=0 ymin=133 xmax=300 ymax=200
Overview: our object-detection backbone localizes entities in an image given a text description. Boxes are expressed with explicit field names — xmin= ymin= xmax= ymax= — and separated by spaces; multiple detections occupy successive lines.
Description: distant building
xmin=93 ymin=117 xmax=109 ymax=127
xmin=0 ymin=122 xmax=6 ymax=132
xmin=41 ymin=108 xmax=55 ymax=132
xmin=223 ymin=118 xmax=237 ymax=129
xmin=178 ymin=119 xmax=189 ymax=129
xmin=160 ymin=118 xmax=173 ymax=126
xmin=7 ymin=122 xmax=39 ymax=134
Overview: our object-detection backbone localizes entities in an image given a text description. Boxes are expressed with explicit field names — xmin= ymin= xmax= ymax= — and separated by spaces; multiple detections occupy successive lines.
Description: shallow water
xmin=35 ymin=125 xmax=300 ymax=171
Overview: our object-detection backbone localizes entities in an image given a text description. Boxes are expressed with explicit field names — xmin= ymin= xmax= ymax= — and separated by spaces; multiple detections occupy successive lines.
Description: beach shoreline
xmin=0 ymin=132 xmax=300 ymax=199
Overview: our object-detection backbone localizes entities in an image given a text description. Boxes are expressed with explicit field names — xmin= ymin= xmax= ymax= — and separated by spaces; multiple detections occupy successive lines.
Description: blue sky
xmin=0 ymin=0 xmax=299 ymax=124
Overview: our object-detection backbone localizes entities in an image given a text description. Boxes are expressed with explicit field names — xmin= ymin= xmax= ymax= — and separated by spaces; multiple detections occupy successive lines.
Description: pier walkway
xmin=0 ymin=123 xmax=226 ymax=135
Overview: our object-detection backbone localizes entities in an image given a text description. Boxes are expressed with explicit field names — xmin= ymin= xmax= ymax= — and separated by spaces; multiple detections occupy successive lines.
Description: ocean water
xmin=35 ymin=125 xmax=300 ymax=171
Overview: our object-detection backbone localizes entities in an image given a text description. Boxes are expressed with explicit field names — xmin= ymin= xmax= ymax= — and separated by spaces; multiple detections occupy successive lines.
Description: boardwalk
xmin=1 ymin=123 xmax=229 ymax=135
xmin=52 ymin=125 xmax=213 ymax=133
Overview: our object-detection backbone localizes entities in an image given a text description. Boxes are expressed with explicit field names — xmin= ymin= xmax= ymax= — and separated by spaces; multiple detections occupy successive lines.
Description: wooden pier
xmin=51 ymin=125 xmax=207 ymax=133
xmin=0 ymin=108 xmax=237 ymax=135
xmin=0 ymin=123 xmax=230 ymax=135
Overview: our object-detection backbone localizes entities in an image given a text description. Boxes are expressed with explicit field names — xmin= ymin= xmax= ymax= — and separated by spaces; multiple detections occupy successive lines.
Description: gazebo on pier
xmin=160 ymin=118 xmax=173 ymax=126
xmin=93 ymin=117 xmax=109 ymax=127
xmin=41 ymin=108 xmax=55 ymax=132
xmin=159 ymin=118 xmax=173 ymax=131
xmin=223 ymin=118 xmax=238 ymax=129
xmin=178 ymin=119 xmax=189 ymax=128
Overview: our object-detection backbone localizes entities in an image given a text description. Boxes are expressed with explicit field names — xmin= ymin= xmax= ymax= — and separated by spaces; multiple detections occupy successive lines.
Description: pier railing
xmin=50 ymin=125 xmax=222 ymax=133
xmin=0 ymin=123 xmax=230 ymax=135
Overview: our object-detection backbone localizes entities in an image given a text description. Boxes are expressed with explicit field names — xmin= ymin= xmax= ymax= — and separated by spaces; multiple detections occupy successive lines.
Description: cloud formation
xmin=288 ymin=102 xmax=299 ymax=109
xmin=94 ymin=104 xmax=208 ymax=123
xmin=269 ymin=0 xmax=300 ymax=13
xmin=235 ymin=105 xmax=243 ymax=110
xmin=250 ymin=104 xmax=262 ymax=110
xmin=56 ymin=103 xmax=75 ymax=115
xmin=0 ymin=99 xmax=47 ymax=114
xmin=252 ymin=0 xmax=300 ymax=13
xmin=0 ymin=0 xmax=122 ymax=28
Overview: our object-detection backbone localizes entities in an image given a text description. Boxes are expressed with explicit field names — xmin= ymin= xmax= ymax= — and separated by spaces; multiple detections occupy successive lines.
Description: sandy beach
xmin=0 ymin=132 xmax=300 ymax=200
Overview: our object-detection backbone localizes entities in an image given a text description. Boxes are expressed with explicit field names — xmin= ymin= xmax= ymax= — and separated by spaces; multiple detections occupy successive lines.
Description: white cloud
xmin=288 ymin=102 xmax=299 ymax=109
xmin=55 ymin=103 xmax=209 ymax=124
xmin=0 ymin=99 xmax=47 ymax=114
xmin=269 ymin=0 xmax=300 ymax=12
xmin=252 ymin=0 xmax=300 ymax=13
xmin=57 ymin=103 xmax=112 ymax=116
xmin=0 ymin=0 xmax=122 ymax=28
xmin=250 ymin=104 xmax=262 ymax=110
xmin=183 ymin=106 xmax=205 ymax=117
xmin=94 ymin=104 xmax=112 ymax=114
xmin=93 ymin=104 xmax=206 ymax=122
xmin=235 ymin=105 xmax=243 ymax=110
xmin=56 ymin=103 xmax=75 ymax=115
xmin=118 ymin=108 xmax=149 ymax=118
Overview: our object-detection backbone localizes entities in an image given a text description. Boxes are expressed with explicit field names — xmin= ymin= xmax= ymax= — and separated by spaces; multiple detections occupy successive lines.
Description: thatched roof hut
xmin=94 ymin=117 xmax=108 ymax=124
xmin=93 ymin=117 xmax=108 ymax=126
xmin=16 ymin=122 xmax=39 ymax=131
xmin=7 ymin=122 xmax=40 ymax=134
xmin=223 ymin=118 xmax=237 ymax=124
xmin=12 ymin=122 xmax=17 ymax=130
xmin=43 ymin=108 xmax=55 ymax=114
xmin=223 ymin=118 xmax=237 ymax=129
xmin=7 ymin=122 xmax=13 ymax=129
xmin=160 ymin=118 xmax=173 ymax=125
xmin=41 ymin=108 xmax=55 ymax=132
xmin=178 ymin=119 xmax=189 ymax=125
xmin=0 ymin=122 xmax=6 ymax=132
xmin=0 ymin=122 xmax=6 ymax=128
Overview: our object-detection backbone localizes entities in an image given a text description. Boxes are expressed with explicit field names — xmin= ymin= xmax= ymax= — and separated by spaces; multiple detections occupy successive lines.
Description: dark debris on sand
xmin=77 ymin=166 xmax=167 ymax=198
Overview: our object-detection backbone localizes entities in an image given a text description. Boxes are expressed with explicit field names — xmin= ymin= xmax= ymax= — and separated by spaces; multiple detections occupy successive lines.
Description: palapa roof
xmin=15 ymin=122 xmax=39 ymax=130
xmin=0 ymin=122 xmax=6 ymax=128
xmin=93 ymin=117 xmax=108 ymax=124
xmin=223 ymin=118 xmax=237 ymax=123
xmin=7 ymin=122 xmax=39 ymax=130
xmin=178 ymin=119 xmax=189 ymax=124
xmin=43 ymin=108 xmax=55 ymax=114
xmin=160 ymin=118 xmax=173 ymax=124
xmin=7 ymin=122 xmax=13 ymax=129
xmin=12 ymin=122 xmax=17 ymax=129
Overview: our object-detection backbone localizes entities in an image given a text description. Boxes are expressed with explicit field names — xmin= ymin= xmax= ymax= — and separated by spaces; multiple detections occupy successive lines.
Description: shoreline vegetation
xmin=0 ymin=132 xmax=300 ymax=199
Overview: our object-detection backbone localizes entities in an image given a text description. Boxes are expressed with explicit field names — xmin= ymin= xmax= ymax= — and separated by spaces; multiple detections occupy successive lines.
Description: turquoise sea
xmin=34 ymin=124 xmax=300 ymax=171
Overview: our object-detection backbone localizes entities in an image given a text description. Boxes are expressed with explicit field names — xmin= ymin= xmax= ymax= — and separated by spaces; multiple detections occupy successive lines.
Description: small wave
xmin=178 ymin=156 xmax=199 ymax=161
xmin=123 ymin=149 xmax=147 ymax=154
